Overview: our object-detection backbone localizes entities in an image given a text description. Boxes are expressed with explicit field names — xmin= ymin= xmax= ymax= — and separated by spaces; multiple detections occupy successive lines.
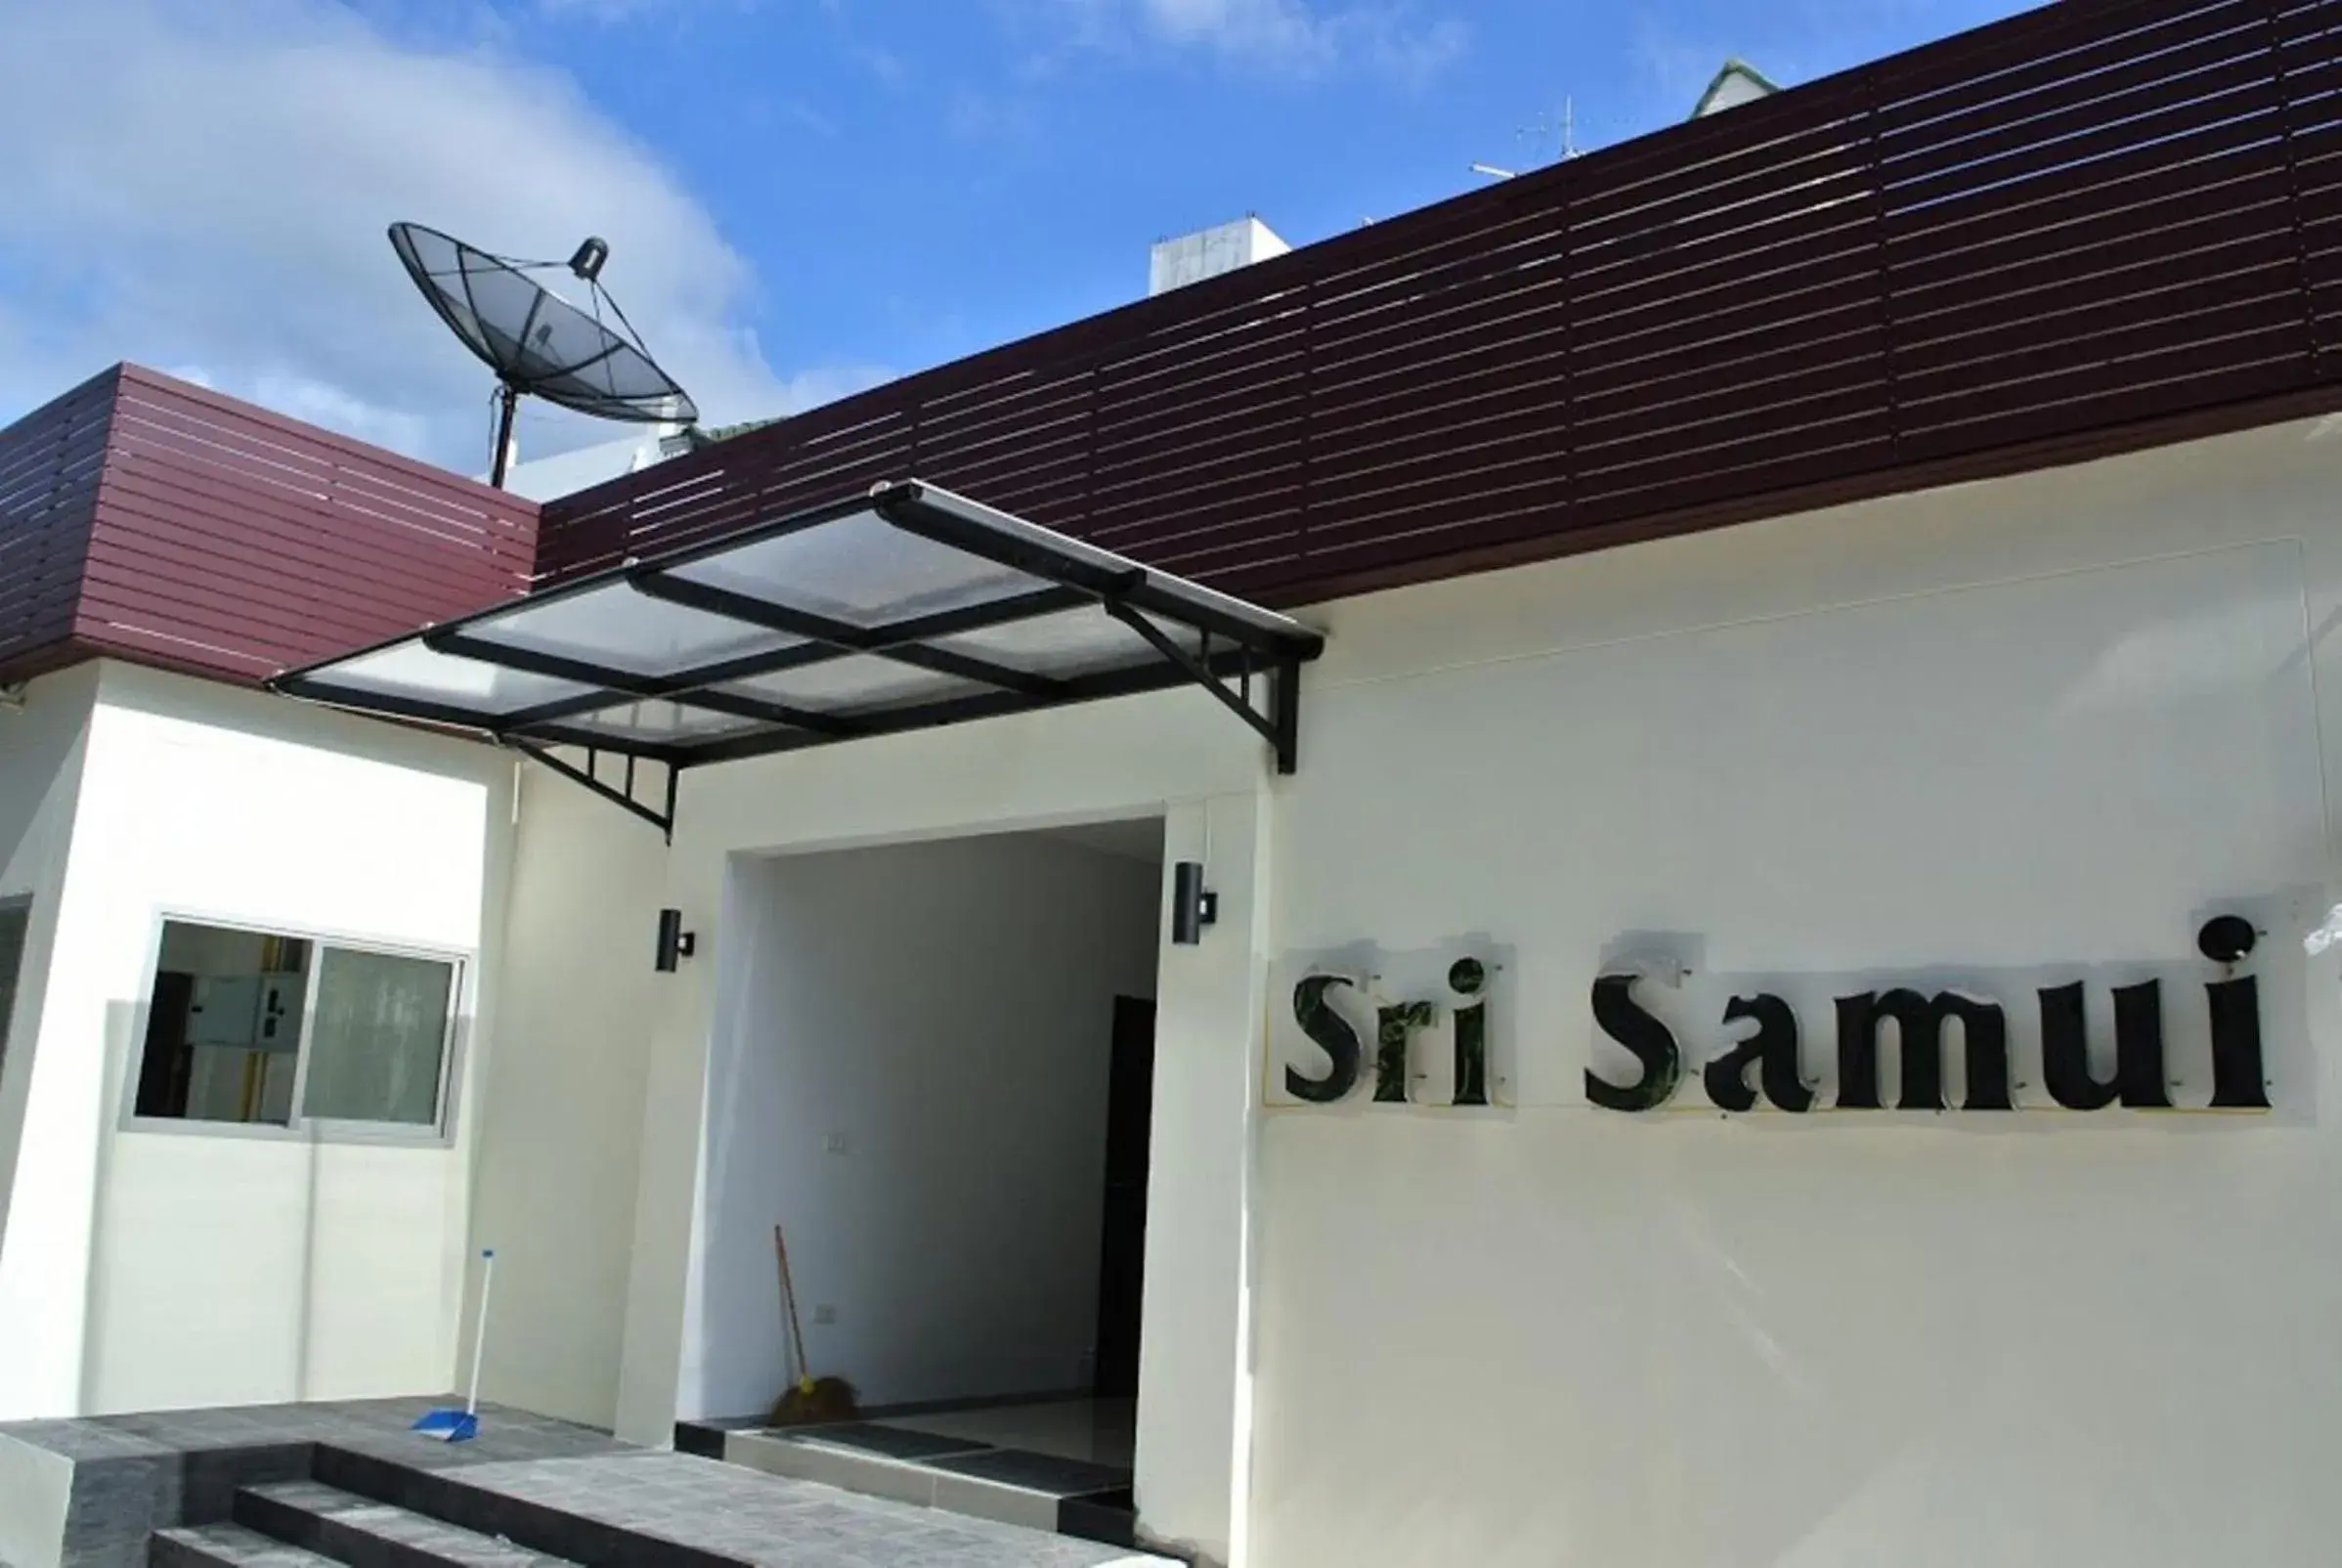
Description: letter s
xmin=1288 ymin=975 xmax=1364 ymax=1103
xmin=1588 ymin=974 xmax=1682 ymax=1112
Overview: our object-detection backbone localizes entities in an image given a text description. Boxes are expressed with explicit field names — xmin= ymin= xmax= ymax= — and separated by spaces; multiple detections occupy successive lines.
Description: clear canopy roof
xmin=275 ymin=479 xmax=1324 ymax=775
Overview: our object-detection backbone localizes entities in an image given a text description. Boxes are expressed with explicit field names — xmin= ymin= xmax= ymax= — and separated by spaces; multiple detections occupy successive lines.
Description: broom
xmin=767 ymin=1222 xmax=857 ymax=1427
xmin=413 ymin=1247 xmax=495 ymax=1442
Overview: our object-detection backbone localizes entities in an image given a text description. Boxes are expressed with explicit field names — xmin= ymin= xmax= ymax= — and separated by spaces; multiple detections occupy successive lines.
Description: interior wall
xmin=683 ymin=830 xmax=1160 ymax=1418
xmin=0 ymin=662 xmax=508 ymax=1418
xmin=1245 ymin=414 xmax=2342 ymax=1568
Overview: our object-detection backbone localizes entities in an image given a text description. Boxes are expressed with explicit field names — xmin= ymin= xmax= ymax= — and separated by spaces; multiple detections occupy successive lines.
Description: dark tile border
xmin=855 ymin=1388 xmax=1096 ymax=1422
xmin=671 ymin=1421 xmax=730 ymax=1460
xmin=783 ymin=1423 xmax=995 ymax=1462
xmin=926 ymin=1447 xmax=1131 ymax=1499
xmin=1057 ymin=1488 xmax=1139 ymax=1550
xmin=1057 ymin=1489 xmax=1197 ymax=1565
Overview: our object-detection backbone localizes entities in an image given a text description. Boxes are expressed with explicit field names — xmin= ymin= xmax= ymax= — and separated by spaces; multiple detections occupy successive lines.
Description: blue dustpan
xmin=413 ymin=1247 xmax=495 ymax=1444
xmin=411 ymin=1407 xmax=478 ymax=1443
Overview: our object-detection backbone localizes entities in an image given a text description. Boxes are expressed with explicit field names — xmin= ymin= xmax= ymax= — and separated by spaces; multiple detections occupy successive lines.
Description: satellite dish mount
xmin=389 ymin=222 xmax=699 ymax=488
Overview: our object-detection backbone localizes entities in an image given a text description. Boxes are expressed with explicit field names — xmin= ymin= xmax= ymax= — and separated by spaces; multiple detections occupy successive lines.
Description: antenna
xmin=388 ymin=222 xmax=698 ymax=488
xmin=1471 ymin=94 xmax=1583 ymax=182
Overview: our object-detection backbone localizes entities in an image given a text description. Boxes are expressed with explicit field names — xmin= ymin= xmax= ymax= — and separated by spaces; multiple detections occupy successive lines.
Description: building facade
xmin=5 ymin=4 xmax=2342 ymax=1564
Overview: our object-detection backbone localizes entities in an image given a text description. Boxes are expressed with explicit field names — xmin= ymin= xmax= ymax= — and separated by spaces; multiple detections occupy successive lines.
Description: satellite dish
xmin=389 ymin=221 xmax=699 ymax=488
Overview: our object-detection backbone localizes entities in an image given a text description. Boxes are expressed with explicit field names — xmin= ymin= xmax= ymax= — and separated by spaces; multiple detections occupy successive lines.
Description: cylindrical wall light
xmin=655 ymin=907 xmax=697 ymax=972
xmin=1172 ymin=861 xmax=1218 ymax=945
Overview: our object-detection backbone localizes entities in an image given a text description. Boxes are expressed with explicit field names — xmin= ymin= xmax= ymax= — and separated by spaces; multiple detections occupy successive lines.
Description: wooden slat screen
xmin=0 ymin=370 xmax=113 ymax=680
xmin=538 ymin=0 xmax=2342 ymax=606
xmin=0 ymin=365 xmax=541 ymax=687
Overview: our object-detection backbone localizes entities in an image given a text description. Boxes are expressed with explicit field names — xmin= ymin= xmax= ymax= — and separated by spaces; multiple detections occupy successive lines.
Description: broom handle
xmin=465 ymin=1248 xmax=495 ymax=1416
xmin=774 ymin=1225 xmax=809 ymax=1384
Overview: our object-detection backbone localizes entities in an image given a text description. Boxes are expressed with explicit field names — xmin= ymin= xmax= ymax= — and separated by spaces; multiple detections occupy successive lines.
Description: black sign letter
xmin=2207 ymin=974 xmax=2270 ymax=1110
xmin=1588 ymin=974 xmax=1681 ymax=1112
xmin=1288 ymin=976 xmax=1363 ymax=1103
xmin=1375 ymin=1001 xmax=1435 ymax=1104
xmin=1706 ymin=993 xmax=1813 ymax=1112
xmin=2040 ymin=980 xmax=2171 ymax=1110
xmin=1451 ymin=957 xmax=1491 ymax=1107
xmin=1835 ymin=989 xmax=2012 ymax=1111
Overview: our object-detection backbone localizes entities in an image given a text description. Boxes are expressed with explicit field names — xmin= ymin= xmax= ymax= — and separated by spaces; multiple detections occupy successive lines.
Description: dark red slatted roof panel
xmin=0 ymin=370 xmax=116 ymax=681
xmin=0 ymin=364 xmax=541 ymax=687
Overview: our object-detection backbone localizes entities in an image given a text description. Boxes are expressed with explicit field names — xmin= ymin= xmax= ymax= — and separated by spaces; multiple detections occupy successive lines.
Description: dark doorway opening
xmin=1093 ymin=994 xmax=1154 ymax=1400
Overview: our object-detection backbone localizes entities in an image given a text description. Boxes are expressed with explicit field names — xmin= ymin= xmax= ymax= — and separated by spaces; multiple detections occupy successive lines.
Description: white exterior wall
xmin=488 ymin=411 xmax=2342 ymax=1566
xmin=466 ymin=767 xmax=665 ymax=1429
xmin=0 ymin=667 xmax=98 ymax=1290
xmin=0 ymin=662 xmax=511 ymax=1418
xmin=1245 ymin=416 xmax=2342 ymax=1568
xmin=682 ymin=835 xmax=1159 ymax=1419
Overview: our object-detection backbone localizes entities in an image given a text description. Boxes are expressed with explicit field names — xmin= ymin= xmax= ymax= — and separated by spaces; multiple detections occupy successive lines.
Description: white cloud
xmin=0 ymin=0 xmax=879 ymax=474
xmin=1028 ymin=0 xmax=1466 ymax=83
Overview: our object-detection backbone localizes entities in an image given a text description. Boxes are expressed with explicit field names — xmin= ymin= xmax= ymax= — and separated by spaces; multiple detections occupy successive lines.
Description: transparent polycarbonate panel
xmin=667 ymin=509 xmax=1038 ymax=628
xmin=907 ymin=481 xmax=1323 ymax=642
xmin=463 ymin=581 xmax=802 ymax=676
xmin=721 ymin=656 xmax=987 ymax=714
xmin=927 ymin=605 xmax=1198 ymax=678
xmin=562 ymin=700 xmax=771 ymax=743
xmin=313 ymin=640 xmax=591 ymax=717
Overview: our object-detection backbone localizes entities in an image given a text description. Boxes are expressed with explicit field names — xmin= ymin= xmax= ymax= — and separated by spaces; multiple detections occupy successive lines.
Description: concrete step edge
xmin=151 ymin=1522 xmax=340 ymax=1568
xmin=233 ymin=1479 xmax=568 ymax=1568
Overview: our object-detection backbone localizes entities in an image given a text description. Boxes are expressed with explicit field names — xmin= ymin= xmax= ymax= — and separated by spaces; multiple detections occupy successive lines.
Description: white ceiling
xmin=1036 ymin=816 xmax=1165 ymax=863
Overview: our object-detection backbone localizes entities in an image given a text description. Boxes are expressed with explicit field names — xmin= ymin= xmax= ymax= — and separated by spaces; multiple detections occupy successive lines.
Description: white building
xmin=5 ymin=10 xmax=2342 ymax=1568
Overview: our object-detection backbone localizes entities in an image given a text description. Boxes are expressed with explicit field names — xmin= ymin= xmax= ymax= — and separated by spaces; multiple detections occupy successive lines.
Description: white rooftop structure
xmin=1148 ymin=216 xmax=1290 ymax=297
xmin=1691 ymin=58 xmax=1780 ymax=117
xmin=492 ymin=428 xmax=683 ymax=502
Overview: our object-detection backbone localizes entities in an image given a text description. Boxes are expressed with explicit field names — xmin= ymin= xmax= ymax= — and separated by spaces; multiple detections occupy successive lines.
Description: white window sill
xmin=120 ymin=1115 xmax=453 ymax=1150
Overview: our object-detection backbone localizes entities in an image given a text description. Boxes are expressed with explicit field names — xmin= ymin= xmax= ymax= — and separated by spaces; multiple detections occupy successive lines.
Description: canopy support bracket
xmin=1103 ymin=602 xmax=1302 ymax=774
xmin=511 ymin=739 xmax=678 ymax=842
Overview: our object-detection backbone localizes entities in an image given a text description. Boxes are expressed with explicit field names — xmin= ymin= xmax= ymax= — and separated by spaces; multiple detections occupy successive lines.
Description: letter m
xmin=1834 ymin=989 xmax=2011 ymax=1111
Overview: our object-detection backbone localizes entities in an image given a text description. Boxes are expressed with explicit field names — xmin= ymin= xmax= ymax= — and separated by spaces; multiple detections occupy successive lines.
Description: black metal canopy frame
xmin=272 ymin=480 xmax=1326 ymax=838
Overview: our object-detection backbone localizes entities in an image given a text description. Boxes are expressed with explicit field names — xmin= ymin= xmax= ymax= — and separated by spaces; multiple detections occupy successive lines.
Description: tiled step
xmin=150 ymin=1523 xmax=339 ymax=1568
xmin=724 ymin=1429 xmax=1136 ymax=1539
xmin=232 ymin=1480 xmax=571 ymax=1568
xmin=307 ymin=1446 xmax=744 ymax=1568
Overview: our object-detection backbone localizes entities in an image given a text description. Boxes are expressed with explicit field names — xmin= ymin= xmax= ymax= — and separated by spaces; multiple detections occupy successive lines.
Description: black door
xmin=1093 ymin=995 xmax=1155 ymax=1399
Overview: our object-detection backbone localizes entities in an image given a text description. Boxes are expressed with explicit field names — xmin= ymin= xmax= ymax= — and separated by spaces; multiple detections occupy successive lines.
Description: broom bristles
xmin=767 ymin=1374 xmax=859 ymax=1427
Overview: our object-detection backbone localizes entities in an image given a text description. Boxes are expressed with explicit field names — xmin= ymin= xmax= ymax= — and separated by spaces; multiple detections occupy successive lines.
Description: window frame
xmin=0 ymin=893 xmax=30 ymax=1070
xmin=122 ymin=910 xmax=468 ymax=1147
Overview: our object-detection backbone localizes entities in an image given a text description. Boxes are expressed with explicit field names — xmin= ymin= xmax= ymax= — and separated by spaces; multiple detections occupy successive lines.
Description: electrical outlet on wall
xmin=812 ymin=1304 xmax=837 ymax=1326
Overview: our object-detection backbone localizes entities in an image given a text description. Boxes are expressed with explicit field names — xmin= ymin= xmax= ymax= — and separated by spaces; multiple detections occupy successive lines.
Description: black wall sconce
xmin=655 ymin=907 xmax=697 ymax=972
xmin=1172 ymin=860 xmax=1218 ymax=945
xmin=2198 ymin=914 xmax=2257 ymax=965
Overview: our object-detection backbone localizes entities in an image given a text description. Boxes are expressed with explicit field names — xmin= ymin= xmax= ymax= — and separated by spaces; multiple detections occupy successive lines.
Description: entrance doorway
xmin=1093 ymin=994 xmax=1153 ymax=1402
xmin=690 ymin=818 xmax=1164 ymax=1539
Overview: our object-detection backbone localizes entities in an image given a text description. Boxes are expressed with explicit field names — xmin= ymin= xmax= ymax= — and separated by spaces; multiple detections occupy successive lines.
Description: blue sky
xmin=1 ymin=0 xmax=2040 ymax=470
xmin=417 ymin=0 xmax=2042 ymax=392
